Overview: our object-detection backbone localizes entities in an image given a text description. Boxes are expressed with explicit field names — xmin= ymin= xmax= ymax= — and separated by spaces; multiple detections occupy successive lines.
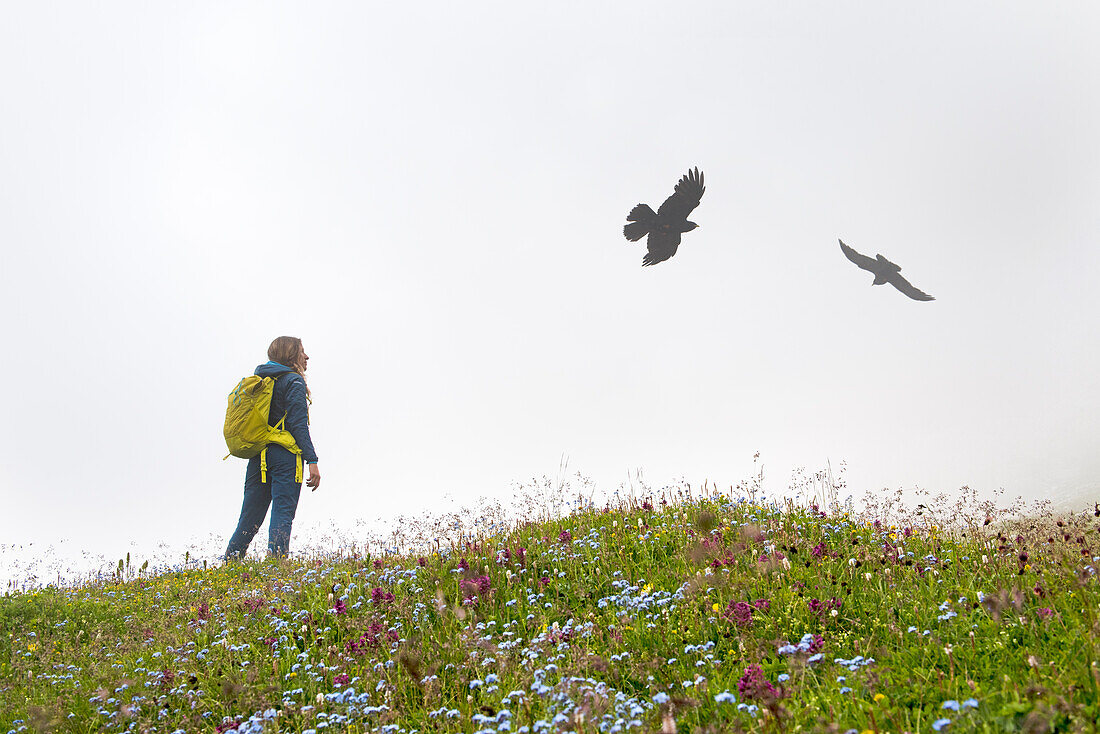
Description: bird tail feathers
xmin=624 ymin=203 xmax=655 ymax=241
xmin=623 ymin=221 xmax=649 ymax=241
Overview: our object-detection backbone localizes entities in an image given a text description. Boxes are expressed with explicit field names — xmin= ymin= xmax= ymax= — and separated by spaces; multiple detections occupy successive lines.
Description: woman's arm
xmin=283 ymin=376 xmax=319 ymax=464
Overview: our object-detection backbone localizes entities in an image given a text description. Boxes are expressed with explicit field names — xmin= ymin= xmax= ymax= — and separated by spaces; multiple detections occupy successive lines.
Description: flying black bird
xmin=623 ymin=167 xmax=705 ymax=266
xmin=838 ymin=239 xmax=935 ymax=301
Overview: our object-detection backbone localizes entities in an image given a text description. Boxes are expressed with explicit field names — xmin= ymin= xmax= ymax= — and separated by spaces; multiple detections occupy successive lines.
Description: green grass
xmin=2 ymin=488 xmax=1099 ymax=733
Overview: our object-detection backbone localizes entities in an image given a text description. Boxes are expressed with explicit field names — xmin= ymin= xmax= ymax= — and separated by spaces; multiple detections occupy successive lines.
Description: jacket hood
xmin=255 ymin=361 xmax=295 ymax=378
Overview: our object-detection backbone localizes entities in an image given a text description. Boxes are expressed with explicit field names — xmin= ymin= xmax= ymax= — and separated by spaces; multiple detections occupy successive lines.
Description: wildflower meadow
xmin=3 ymin=476 xmax=1099 ymax=733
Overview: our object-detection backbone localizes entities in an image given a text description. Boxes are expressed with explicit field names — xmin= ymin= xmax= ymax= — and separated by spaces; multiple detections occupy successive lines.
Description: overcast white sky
xmin=2 ymin=3 xmax=1098 ymax=582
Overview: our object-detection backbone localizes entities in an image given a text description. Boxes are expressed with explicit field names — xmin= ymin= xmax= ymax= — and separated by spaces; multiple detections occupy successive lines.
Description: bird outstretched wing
xmin=643 ymin=231 xmax=681 ymax=267
xmin=657 ymin=167 xmax=705 ymax=220
xmin=838 ymin=239 xmax=878 ymax=273
xmin=886 ymin=272 xmax=935 ymax=301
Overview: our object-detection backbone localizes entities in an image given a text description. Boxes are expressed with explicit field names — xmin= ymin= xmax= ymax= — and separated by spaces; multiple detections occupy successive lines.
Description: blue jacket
xmin=254 ymin=361 xmax=319 ymax=464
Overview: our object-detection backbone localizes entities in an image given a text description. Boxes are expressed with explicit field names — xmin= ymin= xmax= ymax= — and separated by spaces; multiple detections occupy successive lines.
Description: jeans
xmin=224 ymin=448 xmax=302 ymax=559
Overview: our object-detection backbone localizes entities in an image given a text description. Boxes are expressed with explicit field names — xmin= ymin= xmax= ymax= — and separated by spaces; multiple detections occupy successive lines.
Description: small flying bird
xmin=623 ymin=167 xmax=705 ymax=266
xmin=838 ymin=239 xmax=935 ymax=301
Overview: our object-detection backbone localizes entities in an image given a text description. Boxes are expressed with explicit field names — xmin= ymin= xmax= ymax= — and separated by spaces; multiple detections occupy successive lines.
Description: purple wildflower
xmin=737 ymin=664 xmax=777 ymax=701
xmin=725 ymin=601 xmax=754 ymax=627
xmin=460 ymin=575 xmax=492 ymax=604
xmin=241 ymin=597 xmax=265 ymax=613
xmin=345 ymin=621 xmax=388 ymax=655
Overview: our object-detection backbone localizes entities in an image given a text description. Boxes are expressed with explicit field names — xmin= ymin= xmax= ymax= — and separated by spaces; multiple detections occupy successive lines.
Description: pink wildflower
xmin=737 ymin=664 xmax=777 ymax=701
xmin=724 ymin=601 xmax=753 ymax=627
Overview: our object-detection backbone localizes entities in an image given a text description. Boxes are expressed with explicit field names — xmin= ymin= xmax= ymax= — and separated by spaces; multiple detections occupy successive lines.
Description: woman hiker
xmin=225 ymin=336 xmax=320 ymax=559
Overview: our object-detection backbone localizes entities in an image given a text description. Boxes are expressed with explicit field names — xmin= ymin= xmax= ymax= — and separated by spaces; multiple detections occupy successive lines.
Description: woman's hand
xmin=306 ymin=463 xmax=321 ymax=490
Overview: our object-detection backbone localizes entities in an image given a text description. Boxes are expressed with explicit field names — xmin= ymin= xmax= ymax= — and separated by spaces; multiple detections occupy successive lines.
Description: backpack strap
xmin=268 ymin=414 xmax=303 ymax=484
xmin=259 ymin=444 xmax=303 ymax=483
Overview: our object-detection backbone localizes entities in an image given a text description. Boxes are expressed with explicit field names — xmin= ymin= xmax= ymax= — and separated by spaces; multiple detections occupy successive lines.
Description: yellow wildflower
xmin=873 ymin=693 xmax=886 ymax=703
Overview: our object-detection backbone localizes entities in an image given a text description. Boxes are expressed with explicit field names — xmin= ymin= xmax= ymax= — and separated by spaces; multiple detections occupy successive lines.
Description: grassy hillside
xmin=3 ymin=490 xmax=1099 ymax=733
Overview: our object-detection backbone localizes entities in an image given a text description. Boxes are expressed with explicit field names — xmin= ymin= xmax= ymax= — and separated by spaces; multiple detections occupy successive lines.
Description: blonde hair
xmin=267 ymin=336 xmax=310 ymax=398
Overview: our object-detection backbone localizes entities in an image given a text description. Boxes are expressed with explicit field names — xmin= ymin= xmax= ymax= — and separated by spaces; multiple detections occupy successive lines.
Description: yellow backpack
xmin=223 ymin=375 xmax=303 ymax=483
